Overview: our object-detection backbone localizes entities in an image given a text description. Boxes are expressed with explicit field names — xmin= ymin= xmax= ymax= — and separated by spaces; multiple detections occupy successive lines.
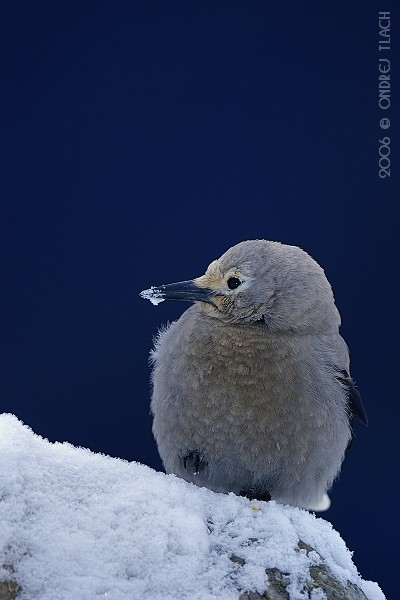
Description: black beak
xmin=140 ymin=280 xmax=215 ymax=304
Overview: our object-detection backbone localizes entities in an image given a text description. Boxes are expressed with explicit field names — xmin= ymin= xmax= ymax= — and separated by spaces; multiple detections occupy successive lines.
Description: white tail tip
xmin=305 ymin=493 xmax=331 ymax=512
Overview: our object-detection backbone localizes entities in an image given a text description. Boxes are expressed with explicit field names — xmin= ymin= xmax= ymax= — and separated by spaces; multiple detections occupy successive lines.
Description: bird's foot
xmin=239 ymin=488 xmax=271 ymax=502
xmin=182 ymin=451 xmax=207 ymax=476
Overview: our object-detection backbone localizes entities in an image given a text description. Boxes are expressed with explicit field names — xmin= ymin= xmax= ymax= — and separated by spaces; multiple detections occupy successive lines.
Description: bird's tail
xmin=305 ymin=493 xmax=331 ymax=512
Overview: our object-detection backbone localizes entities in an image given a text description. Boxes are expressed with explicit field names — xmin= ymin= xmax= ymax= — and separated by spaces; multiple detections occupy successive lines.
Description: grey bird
xmin=140 ymin=240 xmax=367 ymax=511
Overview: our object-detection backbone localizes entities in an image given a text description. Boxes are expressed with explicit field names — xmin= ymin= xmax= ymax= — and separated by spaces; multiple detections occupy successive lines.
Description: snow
xmin=140 ymin=287 xmax=165 ymax=305
xmin=0 ymin=415 xmax=385 ymax=600
xmin=149 ymin=296 xmax=165 ymax=306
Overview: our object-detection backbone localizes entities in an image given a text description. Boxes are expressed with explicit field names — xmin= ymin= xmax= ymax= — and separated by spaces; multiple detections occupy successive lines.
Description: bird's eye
xmin=227 ymin=277 xmax=242 ymax=290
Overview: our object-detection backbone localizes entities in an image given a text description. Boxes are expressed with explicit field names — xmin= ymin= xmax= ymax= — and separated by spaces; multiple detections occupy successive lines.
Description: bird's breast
xmin=152 ymin=310 xmax=328 ymax=466
xmin=156 ymin=310 xmax=310 ymax=409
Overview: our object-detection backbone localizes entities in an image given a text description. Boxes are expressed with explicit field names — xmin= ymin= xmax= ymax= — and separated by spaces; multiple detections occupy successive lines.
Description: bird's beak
xmin=140 ymin=279 xmax=215 ymax=305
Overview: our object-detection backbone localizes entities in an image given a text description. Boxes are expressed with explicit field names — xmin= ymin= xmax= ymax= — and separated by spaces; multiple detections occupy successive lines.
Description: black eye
xmin=227 ymin=277 xmax=242 ymax=290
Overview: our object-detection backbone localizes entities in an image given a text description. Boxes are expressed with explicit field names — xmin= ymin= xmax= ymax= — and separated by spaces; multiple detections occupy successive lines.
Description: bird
xmin=140 ymin=240 xmax=367 ymax=511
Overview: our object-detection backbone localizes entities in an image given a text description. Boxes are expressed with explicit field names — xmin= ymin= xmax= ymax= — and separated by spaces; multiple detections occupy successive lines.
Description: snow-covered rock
xmin=0 ymin=415 xmax=385 ymax=600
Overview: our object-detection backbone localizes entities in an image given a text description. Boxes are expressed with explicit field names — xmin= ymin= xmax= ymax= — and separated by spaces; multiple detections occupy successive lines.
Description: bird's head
xmin=140 ymin=240 xmax=341 ymax=333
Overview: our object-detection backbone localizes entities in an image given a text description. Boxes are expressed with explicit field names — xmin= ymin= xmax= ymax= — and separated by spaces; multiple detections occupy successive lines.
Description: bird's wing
xmin=335 ymin=368 xmax=368 ymax=426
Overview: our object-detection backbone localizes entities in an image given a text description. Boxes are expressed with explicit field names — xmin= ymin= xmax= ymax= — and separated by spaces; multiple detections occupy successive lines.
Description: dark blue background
xmin=2 ymin=2 xmax=398 ymax=596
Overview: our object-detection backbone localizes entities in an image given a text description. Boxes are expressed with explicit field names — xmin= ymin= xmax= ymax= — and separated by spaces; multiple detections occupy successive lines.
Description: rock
xmin=0 ymin=416 xmax=384 ymax=600
xmin=0 ymin=580 xmax=20 ymax=600
xmin=237 ymin=540 xmax=369 ymax=600
xmin=0 ymin=540 xmax=374 ymax=600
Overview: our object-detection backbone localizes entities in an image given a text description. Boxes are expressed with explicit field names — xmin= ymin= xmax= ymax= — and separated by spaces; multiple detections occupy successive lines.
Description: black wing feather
xmin=336 ymin=369 xmax=368 ymax=426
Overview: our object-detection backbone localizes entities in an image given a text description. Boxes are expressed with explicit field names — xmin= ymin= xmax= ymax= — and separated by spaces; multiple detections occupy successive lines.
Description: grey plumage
xmin=140 ymin=240 xmax=367 ymax=511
